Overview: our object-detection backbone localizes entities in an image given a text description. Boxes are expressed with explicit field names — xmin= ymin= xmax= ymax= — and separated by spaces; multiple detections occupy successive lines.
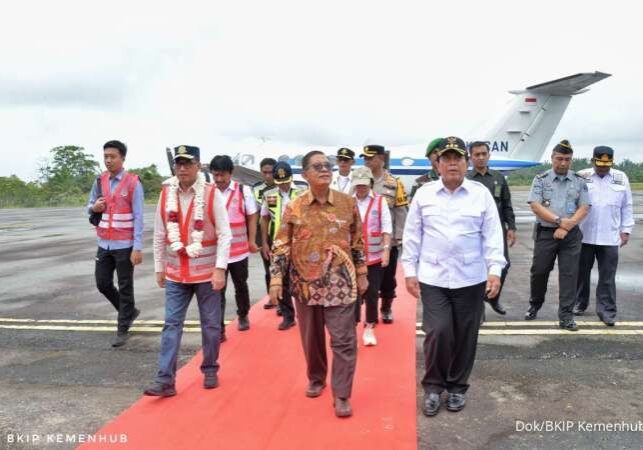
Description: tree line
xmin=0 ymin=146 xmax=166 ymax=208
xmin=1 ymin=146 xmax=643 ymax=208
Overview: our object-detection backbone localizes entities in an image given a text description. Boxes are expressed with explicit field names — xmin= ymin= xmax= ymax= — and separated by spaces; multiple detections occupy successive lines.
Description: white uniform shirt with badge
xmin=332 ymin=172 xmax=353 ymax=194
xmin=354 ymin=191 xmax=393 ymax=235
xmin=220 ymin=181 xmax=258 ymax=264
xmin=402 ymin=178 xmax=506 ymax=289
xmin=577 ymin=168 xmax=635 ymax=246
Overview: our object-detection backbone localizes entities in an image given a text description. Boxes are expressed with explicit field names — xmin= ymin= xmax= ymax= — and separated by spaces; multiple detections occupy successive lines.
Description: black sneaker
xmin=278 ymin=319 xmax=295 ymax=330
xmin=203 ymin=373 xmax=219 ymax=389
xmin=524 ymin=306 xmax=538 ymax=321
xmin=381 ymin=311 xmax=394 ymax=324
xmin=111 ymin=332 xmax=130 ymax=348
xmin=573 ymin=306 xmax=585 ymax=316
xmin=238 ymin=316 xmax=250 ymax=331
xmin=559 ymin=319 xmax=578 ymax=332
xmin=423 ymin=393 xmax=441 ymax=417
xmin=143 ymin=382 xmax=176 ymax=397
xmin=446 ymin=393 xmax=466 ymax=412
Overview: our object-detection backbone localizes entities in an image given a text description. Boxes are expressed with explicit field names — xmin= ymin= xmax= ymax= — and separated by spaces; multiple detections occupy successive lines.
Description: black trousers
xmin=575 ymin=244 xmax=619 ymax=320
xmin=420 ymin=282 xmax=485 ymax=395
xmin=95 ymin=246 xmax=136 ymax=333
xmin=355 ymin=264 xmax=385 ymax=324
xmin=379 ymin=246 xmax=399 ymax=312
xmin=279 ymin=275 xmax=295 ymax=322
xmin=261 ymin=253 xmax=271 ymax=294
xmin=485 ymin=228 xmax=511 ymax=302
xmin=221 ymin=258 xmax=251 ymax=328
xmin=529 ymin=226 xmax=582 ymax=321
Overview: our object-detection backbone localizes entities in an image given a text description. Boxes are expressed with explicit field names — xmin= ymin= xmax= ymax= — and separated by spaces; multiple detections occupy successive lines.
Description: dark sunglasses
xmin=309 ymin=162 xmax=333 ymax=172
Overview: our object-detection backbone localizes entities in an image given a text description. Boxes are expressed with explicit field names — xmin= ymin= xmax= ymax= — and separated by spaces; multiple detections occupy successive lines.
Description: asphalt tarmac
xmin=1 ymin=191 xmax=642 ymax=449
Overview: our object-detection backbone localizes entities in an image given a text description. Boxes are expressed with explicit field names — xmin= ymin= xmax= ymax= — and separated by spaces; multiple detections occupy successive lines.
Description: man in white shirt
xmin=331 ymin=148 xmax=355 ymax=194
xmin=145 ymin=145 xmax=231 ymax=397
xmin=574 ymin=146 xmax=635 ymax=326
xmin=210 ymin=155 xmax=259 ymax=339
xmin=351 ymin=166 xmax=392 ymax=346
xmin=402 ymin=137 xmax=505 ymax=417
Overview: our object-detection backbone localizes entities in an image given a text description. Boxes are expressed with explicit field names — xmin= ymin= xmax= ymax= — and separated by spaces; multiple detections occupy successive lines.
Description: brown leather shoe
xmin=305 ymin=382 xmax=326 ymax=398
xmin=334 ymin=397 xmax=353 ymax=418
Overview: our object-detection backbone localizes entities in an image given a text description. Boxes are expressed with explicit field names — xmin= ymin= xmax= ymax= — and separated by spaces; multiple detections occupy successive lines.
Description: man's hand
xmin=92 ymin=197 xmax=106 ymax=213
xmin=211 ymin=268 xmax=226 ymax=291
xmin=507 ymin=229 xmax=517 ymax=248
xmin=405 ymin=276 xmax=420 ymax=299
xmin=156 ymin=272 xmax=166 ymax=288
xmin=248 ymin=242 xmax=260 ymax=254
xmin=130 ymin=250 xmax=143 ymax=266
xmin=357 ymin=274 xmax=368 ymax=295
xmin=560 ymin=218 xmax=576 ymax=231
xmin=261 ymin=243 xmax=271 ymax=260
xmin=269 ymin=285 xmax=283 ymax=304
xmin=620 ymin=232 xmax=630 ymax=247
xmin=553 ymin=228 xmax=568 ymax=240
xmin=486 ymin=274 xmax=501 ymax=299
xmin=381 ymin=250 xmax=390 ymax=268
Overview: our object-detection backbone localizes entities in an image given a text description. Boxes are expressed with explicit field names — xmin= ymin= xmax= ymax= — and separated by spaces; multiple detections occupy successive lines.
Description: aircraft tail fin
xmin=483 ymin=71 xmax=611 ymax=162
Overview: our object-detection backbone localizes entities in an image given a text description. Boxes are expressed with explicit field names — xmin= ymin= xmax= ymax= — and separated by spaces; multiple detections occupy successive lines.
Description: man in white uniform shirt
xmin=210 ymin=155 xmax=259 ymax=339
xmin=402 ymin=137 xmax=505 ymax=417
xmin=331 ymin=148 xmax=355 ymax=194
xmin=574 ymin=146 xmax=635 ymax=326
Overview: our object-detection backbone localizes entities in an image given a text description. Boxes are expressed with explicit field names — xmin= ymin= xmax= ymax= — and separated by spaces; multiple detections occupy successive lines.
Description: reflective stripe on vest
xmin=363 ymin=195 xmax=384 ymax=266
xmin=160 ymin=184 xmax=219 ymax=283
xmin=96 ymin=171 xmax=136 ymax=241
xmin=226 ymin=182 xmax=249 ymax=258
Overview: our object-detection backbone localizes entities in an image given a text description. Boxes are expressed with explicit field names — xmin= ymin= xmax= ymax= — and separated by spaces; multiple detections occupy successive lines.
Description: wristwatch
xmin=554 ymin=216 xmax=561 ymax=226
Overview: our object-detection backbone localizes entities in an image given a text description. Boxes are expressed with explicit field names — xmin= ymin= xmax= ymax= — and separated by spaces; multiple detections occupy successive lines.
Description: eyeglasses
xmin=308 ymin=162 xmax=332 ymax=172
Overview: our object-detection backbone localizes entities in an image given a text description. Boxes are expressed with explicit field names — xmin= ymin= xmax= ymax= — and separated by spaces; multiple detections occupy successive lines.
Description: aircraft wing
xmin=233 ymin=165 xmax=263 ymax=186
xmin=524 ymin=71 xmax=611 ymax=95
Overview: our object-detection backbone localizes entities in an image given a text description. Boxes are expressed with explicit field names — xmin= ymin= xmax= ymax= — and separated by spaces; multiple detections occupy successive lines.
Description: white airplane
xmin=171 ymin=72 xmax=611 ymax=189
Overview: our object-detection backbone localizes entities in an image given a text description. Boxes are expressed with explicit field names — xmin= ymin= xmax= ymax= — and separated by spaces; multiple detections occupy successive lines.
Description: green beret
xmin=426 ymin=138 xmax=443 ymax=157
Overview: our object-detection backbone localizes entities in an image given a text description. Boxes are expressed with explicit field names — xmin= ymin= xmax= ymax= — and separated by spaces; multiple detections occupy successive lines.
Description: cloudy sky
xmin=1 ymin=0 xmax=642 ymax=180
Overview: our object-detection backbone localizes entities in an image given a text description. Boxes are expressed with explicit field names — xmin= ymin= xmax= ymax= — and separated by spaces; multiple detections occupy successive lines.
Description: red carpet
xmin=81 ymin=272 xmax=417 ymax=450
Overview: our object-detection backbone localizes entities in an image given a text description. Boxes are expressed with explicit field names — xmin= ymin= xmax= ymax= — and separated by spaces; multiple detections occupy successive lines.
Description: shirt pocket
xmin=461 ymin=251 xmax=480 ymax=265
xmin=457 ymin=207 xmax=484 ymax=231
xmin=421 ymin=252 xmax=439 ymax=264
xmin=608 ymin=184 xmax=625 ymax=206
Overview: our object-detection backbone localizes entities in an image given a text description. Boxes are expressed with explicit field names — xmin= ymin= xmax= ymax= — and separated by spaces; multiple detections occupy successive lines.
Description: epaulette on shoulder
xmin=252 ymin=180 xmax=264 ymax=188
xmin=575 ymin=169 xmax=592 ymax=179
xmin=535 ymin=172 xmax=549 ymax=179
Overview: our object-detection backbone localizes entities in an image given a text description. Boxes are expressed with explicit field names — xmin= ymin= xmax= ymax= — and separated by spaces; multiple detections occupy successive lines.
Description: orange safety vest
xmin=160 ymin=184 xmax=219 ymax=283
xmin=96 ymin=171 xmax=138 ymax=241
xmin=225 ymin=182 xmax=250 ymax=259
xmin=362 ymin=194 xmax=385 ymax=266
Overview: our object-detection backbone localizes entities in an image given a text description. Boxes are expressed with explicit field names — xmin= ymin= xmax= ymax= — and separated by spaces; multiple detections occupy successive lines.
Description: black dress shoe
xmin=485 ymin=299 xmax=506 ymax=315
xmin=334 ymin=397 xmax=353 ymax=418
xmin=203 ymin=373 xmax=219 ymax=389
xmin=278 ymin=319 xmax=295 ymax=330
xmin=447 ymin=393 xmax=466 ymax=412
xmin=143 ymin=382 xmax=176 ymax=397
xmin=126 ymin=308 xmax=141 ymax=329
xmin=111 ymin=332 xmax=130 ymax=348
xmin=381 ymin=311 xmax=394 ymax=324
xmin=573 ymin=306 xmax=585 ymax=316
xmin=305 ymin=382 xmax=326 ymax=398
xmin=422 ymin=393 xmax=441 ymax=417
xmin=559 ymin=319 xmax=578 ymax=331
xmin=238 ymin=316 xmax=250 ymax=331
xmin=263 ymin=302 xmax=277 ymax=309
xmin=524 ymin=306 xmax=539 ymax=321
xmin=598 ymin=314 xmax=615 ymax=327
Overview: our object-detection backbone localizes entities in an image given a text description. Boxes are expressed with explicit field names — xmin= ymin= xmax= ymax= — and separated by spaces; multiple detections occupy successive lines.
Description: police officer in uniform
xmin=252 ymin=158 xmax=278 ymax=308
xmin=525 ymin=140 xmax=591 ymax=331
xmin=362 ymin=144 xmax=409 ymax=323
xmin=410 ymin=137 xmax=442 ymax=199
xmin=260 ymin=161 xmax=308 ymax=329
xmin=574 ymin=146 xmax=634 ymax=326
xmin=331 ymin=148 xmax=355 ymax=194
xmin=466 ymin=141 xmax=516 ymax=317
